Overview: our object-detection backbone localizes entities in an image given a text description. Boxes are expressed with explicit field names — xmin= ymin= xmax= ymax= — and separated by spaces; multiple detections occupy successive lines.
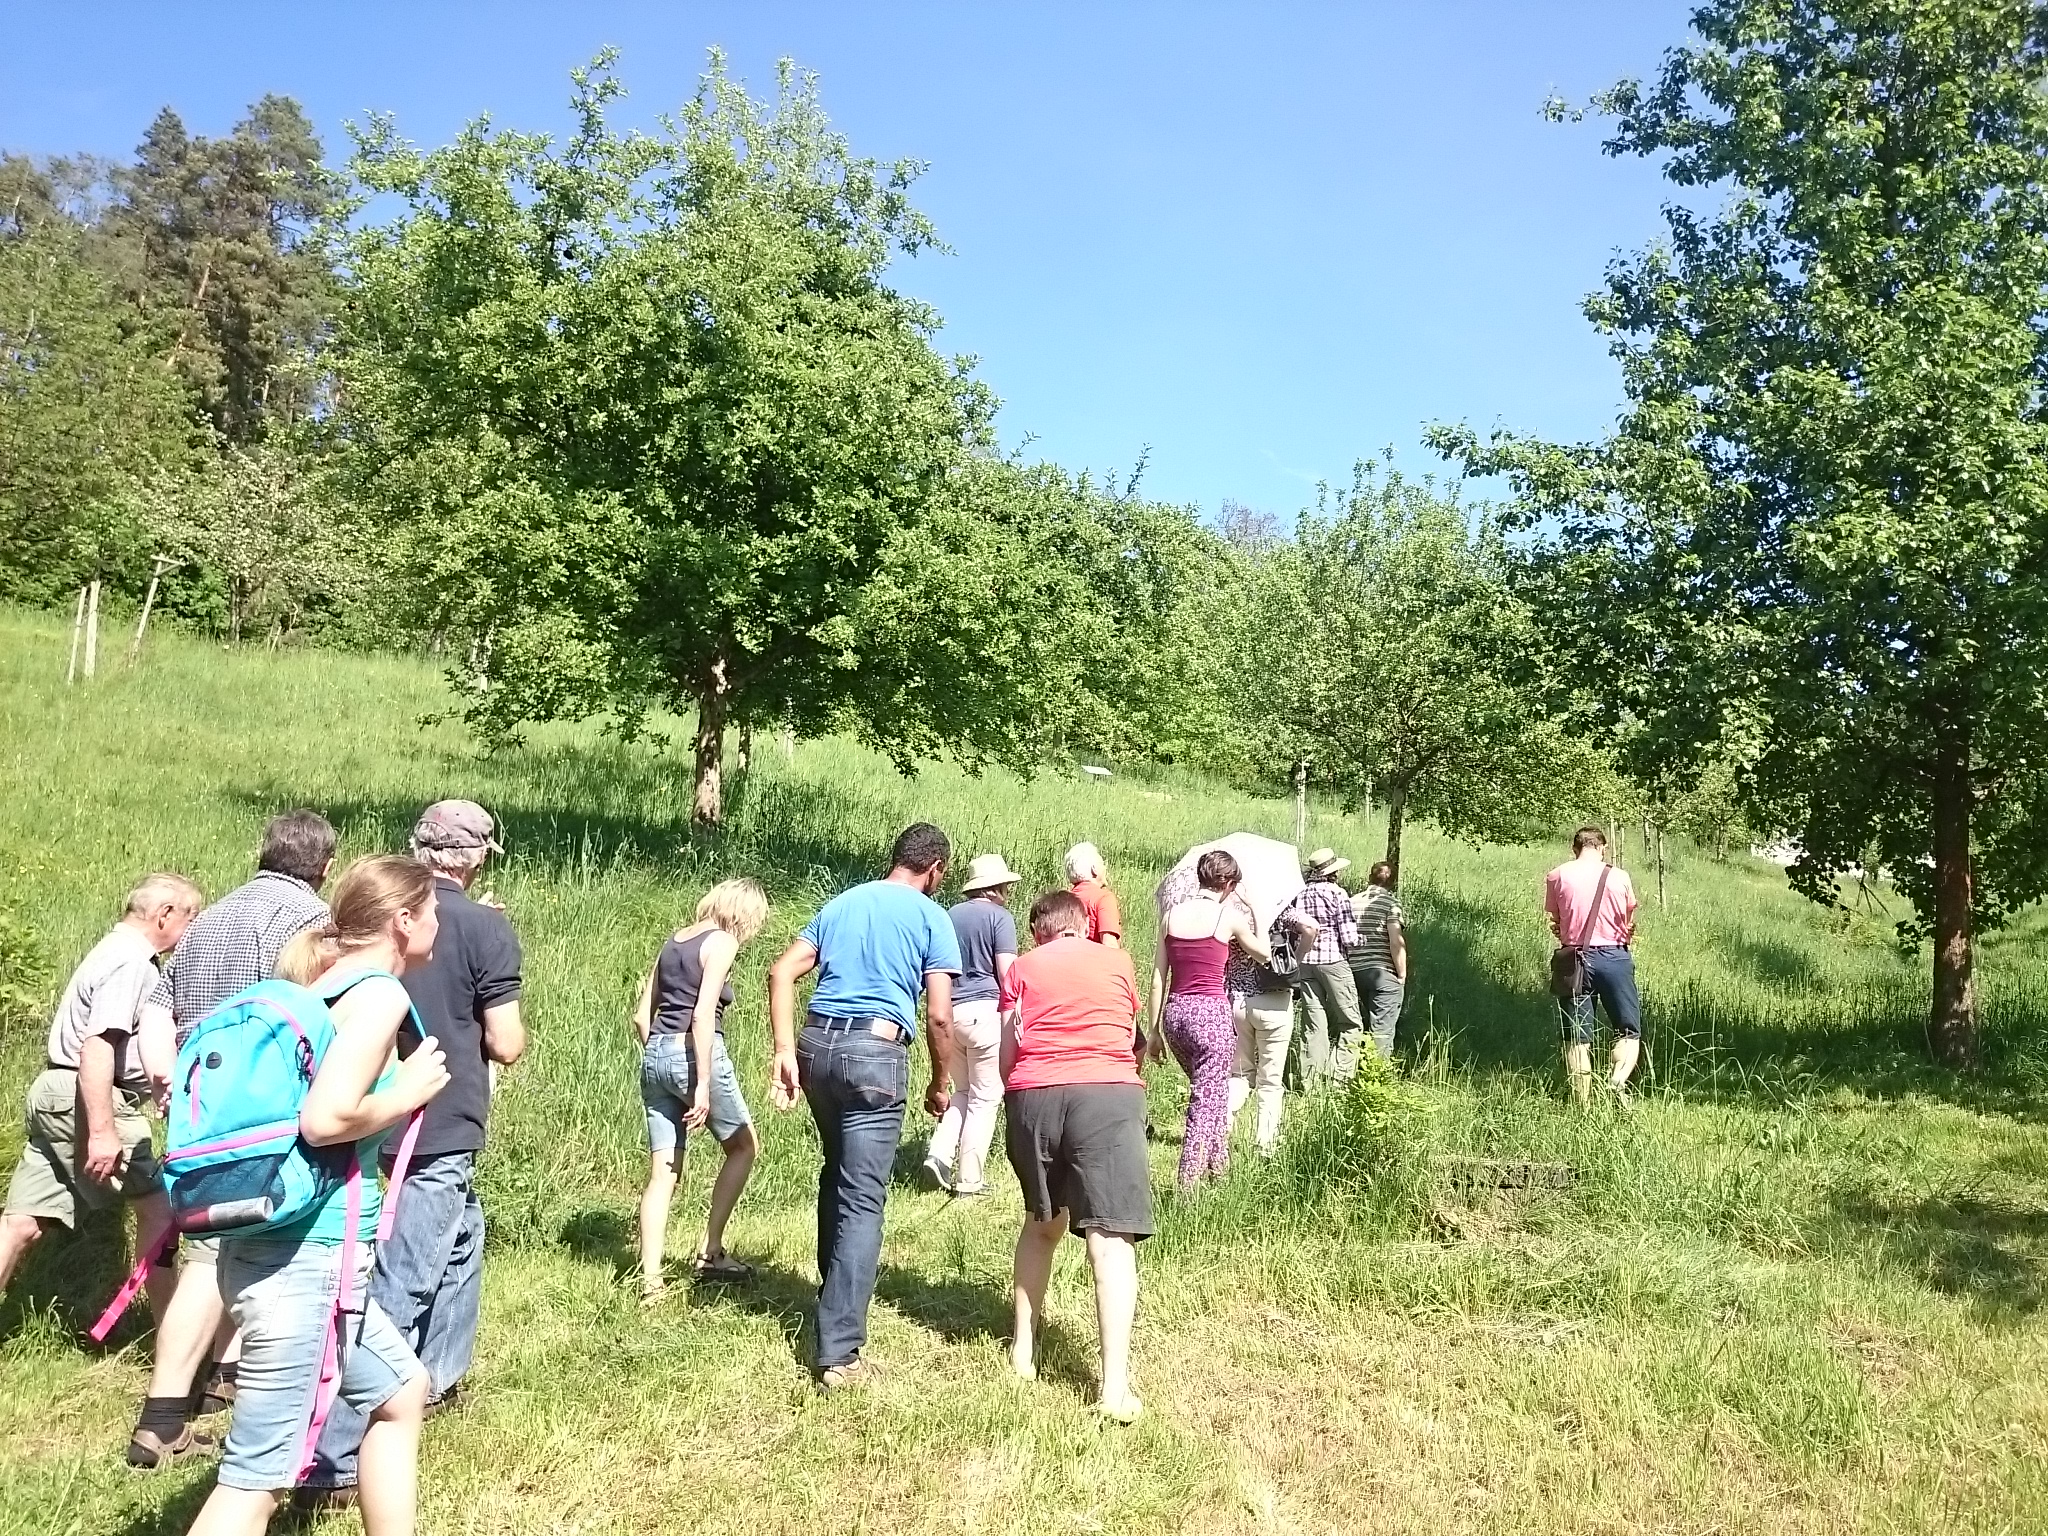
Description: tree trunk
xmin=692 ymin=656 xmax=730 ymax=825
xmin=1929 ymin=747 xmax=1977 ymax=1067
xmin=1383 ymin=781 xmax=1408 ymax=889
xmin=737 ymin=719 xmax=753 ymax=775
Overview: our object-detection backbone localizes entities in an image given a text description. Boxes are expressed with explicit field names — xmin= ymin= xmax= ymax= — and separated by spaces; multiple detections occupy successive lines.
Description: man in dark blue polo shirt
xmin=768 ymin=823 xmax=960 ymax=1392
xmin=304 ymin=800 xmax=524 ymax=1502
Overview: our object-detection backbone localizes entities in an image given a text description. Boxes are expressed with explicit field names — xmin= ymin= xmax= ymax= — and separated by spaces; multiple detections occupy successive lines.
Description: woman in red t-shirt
xmin=1000 ymin=888 xmax=1150 ymax=1423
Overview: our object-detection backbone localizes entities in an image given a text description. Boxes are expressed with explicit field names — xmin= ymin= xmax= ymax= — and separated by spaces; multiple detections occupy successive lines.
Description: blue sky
xmin=2 ymin=2 xmax=1698 ymax=516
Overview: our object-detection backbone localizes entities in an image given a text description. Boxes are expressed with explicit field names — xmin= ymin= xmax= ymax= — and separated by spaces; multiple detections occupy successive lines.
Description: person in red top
xmin=1000 ymin=889 xmax=1149 ymax=1423
xmin=1544 ymin=825 xmax=1643 ymax=1106
xmin=1064 ymin=842 xmax=1123 ymax=948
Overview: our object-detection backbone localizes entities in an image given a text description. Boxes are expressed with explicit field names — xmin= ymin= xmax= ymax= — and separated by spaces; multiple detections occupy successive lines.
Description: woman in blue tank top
xmin=186 ymin=855 xmax=451 ymax=1536
xmin=631 ymin=877 xmax=771 ymax=1302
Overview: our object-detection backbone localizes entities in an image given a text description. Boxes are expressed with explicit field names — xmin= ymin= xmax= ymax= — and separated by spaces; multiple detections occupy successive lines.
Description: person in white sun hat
xmin=1290 ymin=848 xmax=1364 ymax=1086
xmin=925 ymin=853 xmax=1021 ymax=1196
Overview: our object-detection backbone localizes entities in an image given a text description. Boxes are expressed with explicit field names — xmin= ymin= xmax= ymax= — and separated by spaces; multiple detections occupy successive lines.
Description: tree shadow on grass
xmin=1825 ymin=1189 xmax=2048 ymax=1324
xmin=683 ymin=1259 xmax=816 ymax=1366
xmin=111 ymin=1473 xmax=216 ymax=1536
xmin=0 ymin=1207 xmax=146 ymax=1350
xmin=556 ymin=1205 xmax=635 ymax=1283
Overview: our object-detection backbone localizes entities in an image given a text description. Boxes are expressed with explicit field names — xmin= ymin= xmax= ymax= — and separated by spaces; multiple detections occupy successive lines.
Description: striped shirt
xmin=1348 ymin=886 xmax=1403 ymax=968
xmin=147 ymin=871 xmax=330 ymax=1042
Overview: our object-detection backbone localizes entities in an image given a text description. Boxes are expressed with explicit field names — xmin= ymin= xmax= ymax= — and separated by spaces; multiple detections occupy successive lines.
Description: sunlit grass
xmin=4 ymin=607 xmax=2048 ymax=1534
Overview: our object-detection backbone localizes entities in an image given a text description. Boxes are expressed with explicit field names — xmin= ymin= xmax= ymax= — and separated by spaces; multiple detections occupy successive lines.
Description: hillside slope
xmin=4 ymin=611 xmax=2048 ymax=1535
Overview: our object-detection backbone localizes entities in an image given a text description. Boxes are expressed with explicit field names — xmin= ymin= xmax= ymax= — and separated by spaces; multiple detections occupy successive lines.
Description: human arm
xmin=631 ymin=963 xmax=657 ymax=1047
xmin=1543 ymin=873 xmax=1563 ymax=939
xmin=998 ymin=1007 xmax=1021 ymax=1083
xmin=686 ymin=931 xmax=740 ymax=1130
xmin=1388 ymin=919 xmax=1409 ymax=983
xmin=1097 ymin=888 xmax=1123 ymax=949
xmin=477 ymin=914 xmax=526 ymax=1064
xmin=78 ymin=1034 xmax=126 ymax=1182
xmin=767 ymin=937 xmax=817 ymax=1110
xmin=1229 ymin=910 xmax=1274 ymax=965
xmin=1147 ymin=949 xmax=1169 ymax=1058
xmin=1334 ymin=890 xmax=1360 ymax=953
xmin=300 ymin=978 xmax=450 ymax=1147
xmin=483 ymin=1002 xmax=525 ymax=1066
xmin=137 ymin=1000 xmax=176 ymax=1105
xmin=923 ymin=970 xmax=954 ymax=1117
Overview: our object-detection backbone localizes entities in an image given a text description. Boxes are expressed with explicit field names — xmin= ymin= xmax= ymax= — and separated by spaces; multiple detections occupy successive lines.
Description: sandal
xmin=694 ymin=1251 xmax=754 ymax=1282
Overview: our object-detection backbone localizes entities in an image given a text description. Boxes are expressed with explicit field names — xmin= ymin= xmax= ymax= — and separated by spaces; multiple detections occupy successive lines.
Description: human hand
xmin=924 ymin=1077 xmax=951 ymax=1118
xmin=769 ymin=1050 xmax=801 ymax=1111
xmin=686 ymin=1084 xmax=711 ymax=1131
xmin=395 ymin=1035 xmax=451 ymax=1110
xmin=475 ymin=890 xmax=507 ymax=912
xmin=84 ymin=1127 xmax=125 ymax=1184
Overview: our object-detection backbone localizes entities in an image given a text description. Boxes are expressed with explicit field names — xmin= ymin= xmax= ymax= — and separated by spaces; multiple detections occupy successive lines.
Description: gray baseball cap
xmin=412 ymin=800 xmax=504 ymax=855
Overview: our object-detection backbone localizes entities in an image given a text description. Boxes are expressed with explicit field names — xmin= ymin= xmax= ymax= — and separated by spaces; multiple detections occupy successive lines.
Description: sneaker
xmin=948 ymin=1183 xmax=989 ymax=1200
xmin=919 ymin=1158 xmax=951 ymax=1192
xmin=817 ymin=1357 xmax=883 ymax=1394
xmin=125 ymin=1423 xmax=215 ymax=1470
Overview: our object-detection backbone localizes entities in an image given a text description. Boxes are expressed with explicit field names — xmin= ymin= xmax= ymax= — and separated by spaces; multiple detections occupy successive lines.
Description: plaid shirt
xmin=148 ymin=871 xmax=330 ymax=1042
xmin=1292 ymin=879 xmax=1359 ymax=966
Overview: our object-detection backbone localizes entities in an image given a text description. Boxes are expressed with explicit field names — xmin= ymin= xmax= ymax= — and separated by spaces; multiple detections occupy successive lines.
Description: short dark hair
xmin=1028 ymin=889 xmax=1088 ymax=943
xmin=890 ymin=822 xmax=950 ymax=875
xmin=1195 ymin=850 xmax=1241 ymax=891
xmin=1572 ymin=824 xmax=1607 ymax=855
xmin=1368 ymin=861 xmax=1396 ymax=889
xmin=259 ymin=810 xmax=337 ymax=885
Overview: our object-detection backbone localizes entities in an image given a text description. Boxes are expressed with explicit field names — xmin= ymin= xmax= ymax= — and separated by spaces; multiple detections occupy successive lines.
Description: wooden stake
xmin=129 ymin=554 xmax=173 ymax=665
xmin=66 ymin=586 xmax=85 ymax=684
xmin=83 ymin=579 xmax=100 ymax=679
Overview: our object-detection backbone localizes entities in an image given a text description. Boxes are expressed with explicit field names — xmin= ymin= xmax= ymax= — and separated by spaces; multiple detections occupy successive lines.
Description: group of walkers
xmin=0 ymin=805 xmax=1644 ymax=1533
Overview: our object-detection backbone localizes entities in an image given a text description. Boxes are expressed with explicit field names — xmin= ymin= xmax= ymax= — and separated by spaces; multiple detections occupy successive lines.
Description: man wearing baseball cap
xmin=303 ymin=799 xmax=525 ymax=1504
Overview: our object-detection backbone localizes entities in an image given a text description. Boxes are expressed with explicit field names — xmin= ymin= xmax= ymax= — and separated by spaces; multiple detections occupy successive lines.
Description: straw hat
xmin=1305 ymin=847 xmax=1352 ymax=879
xmin=960 ymin=852 xmax=1021 ymax=892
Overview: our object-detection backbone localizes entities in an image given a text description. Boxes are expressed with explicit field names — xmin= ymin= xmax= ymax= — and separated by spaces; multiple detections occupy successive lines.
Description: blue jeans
xmin=1562 ymin=946 xmax=1642 ymax=1043
xmin=798 ymin=1019 xmax=909 ymax=1372
xmin=305 ymin=1151 xmax=485 ymax=1488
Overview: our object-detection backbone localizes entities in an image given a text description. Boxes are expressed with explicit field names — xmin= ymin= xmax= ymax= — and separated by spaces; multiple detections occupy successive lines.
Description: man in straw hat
xmin=1293 ymin=849 xmax=1365 ymax=1086
xmin=925 ymin=853 xmax=1022 ymax=1196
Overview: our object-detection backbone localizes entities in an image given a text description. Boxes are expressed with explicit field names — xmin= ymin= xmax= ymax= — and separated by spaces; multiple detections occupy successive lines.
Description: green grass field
xmin=6 ymin=607 xmax=2048 ymax=1534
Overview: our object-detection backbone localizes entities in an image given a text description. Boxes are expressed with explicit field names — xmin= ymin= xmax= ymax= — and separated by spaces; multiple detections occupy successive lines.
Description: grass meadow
xmin=5 ymin=605 xmax=2048 ymax=1534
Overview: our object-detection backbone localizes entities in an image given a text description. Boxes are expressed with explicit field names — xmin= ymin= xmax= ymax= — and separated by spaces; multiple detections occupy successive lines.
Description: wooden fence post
xmin=128 ymin=554 xmax=174 ymax=664
xmin=83 ymin=579 xmax=101 ymax=679
xmin=66 ymin=586 xmax=86 ymax=684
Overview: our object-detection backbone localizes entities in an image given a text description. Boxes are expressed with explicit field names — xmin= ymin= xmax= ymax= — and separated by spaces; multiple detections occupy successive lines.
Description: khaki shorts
xmin=3 ymin=1067 xmax=164 ymax=1229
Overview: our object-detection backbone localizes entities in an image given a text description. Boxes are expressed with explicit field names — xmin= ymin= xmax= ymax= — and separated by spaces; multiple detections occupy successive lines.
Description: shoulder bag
xmin=1547 ymin=864 xmax=1612 ymax=1005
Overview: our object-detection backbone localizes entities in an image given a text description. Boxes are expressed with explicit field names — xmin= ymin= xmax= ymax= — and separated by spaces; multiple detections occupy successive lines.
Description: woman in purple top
xmin=1149 ymin=851 xmax=1271 ymax=1187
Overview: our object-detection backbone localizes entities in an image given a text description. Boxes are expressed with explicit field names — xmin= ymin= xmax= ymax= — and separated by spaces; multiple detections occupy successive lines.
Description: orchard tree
xmin=1435 ymin=0 xmax=2048 ymax=1064
xmin=1241 ymin=463 xmax=1597 ymax=884
xmin=338 ymin=54 xmax=999 ymax=821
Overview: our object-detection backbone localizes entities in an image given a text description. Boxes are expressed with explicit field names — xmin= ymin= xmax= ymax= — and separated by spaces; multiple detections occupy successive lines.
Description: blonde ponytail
xmin=271 ymin=854 xmax=435 ymax=985
xmin=275 ymin=924 xmax=337 ymax=985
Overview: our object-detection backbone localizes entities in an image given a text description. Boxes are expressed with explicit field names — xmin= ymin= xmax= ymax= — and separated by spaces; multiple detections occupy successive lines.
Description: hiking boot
xmin=126 ymin=1423 xmax=215 ymax=1470
xmin=817 ymin=1357 xmax=883 ymax=1394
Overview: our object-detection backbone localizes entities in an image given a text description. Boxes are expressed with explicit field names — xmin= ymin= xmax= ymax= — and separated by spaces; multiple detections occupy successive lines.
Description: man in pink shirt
xmin=1544 ymin=826 xmax=1642 ymax=1106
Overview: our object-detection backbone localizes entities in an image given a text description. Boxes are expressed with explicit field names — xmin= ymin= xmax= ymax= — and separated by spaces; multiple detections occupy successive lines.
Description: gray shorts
xmin=641 ymin=1034 xmax=751 ymax=1152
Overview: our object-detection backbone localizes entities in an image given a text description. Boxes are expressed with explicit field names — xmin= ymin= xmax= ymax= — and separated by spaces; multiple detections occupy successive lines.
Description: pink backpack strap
xmin=295 ymin=1152 xmax=364 ymax=1483
xmin=378 ymin=1110 xmax=425 ymax=1243
xmin=87 ymin=1226 xmax=178 ymax=1343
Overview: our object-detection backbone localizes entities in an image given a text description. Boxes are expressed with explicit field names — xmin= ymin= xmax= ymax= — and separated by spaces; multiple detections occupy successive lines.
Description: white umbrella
xmin=1155 ymin=832 xmax=1306 ymax=934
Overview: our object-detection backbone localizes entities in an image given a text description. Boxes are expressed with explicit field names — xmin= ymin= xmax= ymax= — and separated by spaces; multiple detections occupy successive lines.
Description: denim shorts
xmin=216 ymin=1237 xmax=423 ymax=1491
xmin=641 ymin=1033 xmax=752 ymax=1152
xmin=1561 ymin=945 xmax=1643 ymax=1043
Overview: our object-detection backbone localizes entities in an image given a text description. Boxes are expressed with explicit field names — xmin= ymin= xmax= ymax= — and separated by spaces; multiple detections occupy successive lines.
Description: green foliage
xmin=1234 ymin=462 xmax=1600 ymax=877
xmin=1267 ymin=1047 xmax=1434 ymax=1228
xmin=0 ymin=900 xmax=46 ymax=1041
xmin=1435 ymin=0 xmax=2048 ymax=1060
xmin=337 ymin=52 xmax=1002 ymax=820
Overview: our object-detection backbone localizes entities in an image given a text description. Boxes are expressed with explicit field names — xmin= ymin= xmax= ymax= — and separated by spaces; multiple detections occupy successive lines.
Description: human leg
xmin=1166 ymin=997 xmax=1234 ymax=1185
xmin=1304 ymin=962 xmax=1366 ymax=1080
xmin=1560 ymin=984 xmax=1597 ymax=1107
xmin=1010 ymin=1212 xmax=1066 ymax=1378
xmin=638 ymin=1150 xmax=679 ymax=1296
xmin=801 ymin=1026 xmax=908 ymax=1372
xmin=1245 ymin=991 xmax=1292 ymax=1153
xmin=1084 ymin=1229 xmax=1139 ymax=1415
xmin=1588 ymin=948 xmax=1643 ymax=1093
xmin=415 ymin=1177 xmax=484 ymax=1396
xmin=342 ymin=1295 xmax=432 ymax=1536
xmin=635 ymin=1040 xmax=688 ymax=1296
xmin=134 ymin=1191 xmax=177 ymax=1326
xmin=1294 ymin=979 xmax=1332 ymax=1089
xmin=705 ymin=1124 xmax=757 ymax=1258
xmin=924 ymin=1024 xmax=970 ymax=1183
xmin=1357 ymin=965 xmax=1404 ymax=1060
xmin=1228 ymin=999 xmax=1255 ymax=1123
xmin=951 ymin=1003 xmax=1004 ymax=1193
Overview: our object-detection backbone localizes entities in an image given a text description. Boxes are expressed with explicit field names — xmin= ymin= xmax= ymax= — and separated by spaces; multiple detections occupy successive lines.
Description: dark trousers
xmin=307 ymin=1150 xmax=484 ymax=1488
xmin=798 ymin=1020 xmax=908 ymax=1371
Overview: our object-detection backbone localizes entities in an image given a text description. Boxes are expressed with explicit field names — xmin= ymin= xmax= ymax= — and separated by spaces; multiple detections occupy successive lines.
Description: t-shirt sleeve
xmin=88 ymin=958 xmax=157 ymax=1041
xmin=1097 ymin=888 xmax=1123 ymax=938
xmin=999 ymin=960 xmax=1025 ymax=1014
xmin=474 ymin=912 xmax=523 ymax=1007
xmin=925 ymin=902 xmax=963 ymax=975
xmin=995 ymin=909 xmax=1019 ymax=956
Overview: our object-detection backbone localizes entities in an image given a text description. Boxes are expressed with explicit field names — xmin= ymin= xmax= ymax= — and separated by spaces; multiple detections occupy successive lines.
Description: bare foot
xmin=1010 ymin=1343 xmax=1037 ymax=1381
xmin=1097 ymin=1394 xmax=1143 ymax=1424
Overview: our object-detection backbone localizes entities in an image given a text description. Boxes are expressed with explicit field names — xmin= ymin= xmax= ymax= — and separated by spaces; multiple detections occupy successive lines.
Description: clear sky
xmin=1 ymin=1 xmax=1699 ymax=516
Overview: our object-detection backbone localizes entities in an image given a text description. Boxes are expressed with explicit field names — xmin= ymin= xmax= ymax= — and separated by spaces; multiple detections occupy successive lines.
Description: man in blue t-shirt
xmin=769 ymin=823 xmax=961 ymax=1391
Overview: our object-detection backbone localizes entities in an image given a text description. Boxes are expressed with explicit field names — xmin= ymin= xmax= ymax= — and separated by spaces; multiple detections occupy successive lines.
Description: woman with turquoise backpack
xmin=184 ymin=854 xmax=450 ymax=1536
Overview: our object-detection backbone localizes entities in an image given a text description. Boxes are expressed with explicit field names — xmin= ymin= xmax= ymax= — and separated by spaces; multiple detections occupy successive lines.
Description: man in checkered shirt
xmin=1289 ymin=849 xmax=1366 ymax=1087
xmin=123 ymin=811 xmax=336 ymax=1470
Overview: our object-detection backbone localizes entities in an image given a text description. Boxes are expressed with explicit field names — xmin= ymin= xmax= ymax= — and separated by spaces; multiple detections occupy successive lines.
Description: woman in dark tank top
xmin=631 ymin=877 xmax=770 ymax=1301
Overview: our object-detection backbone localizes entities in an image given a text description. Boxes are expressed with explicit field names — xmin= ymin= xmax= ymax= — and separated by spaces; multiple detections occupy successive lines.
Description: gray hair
xmin=126 ymin=872 xmax=201 ymax=917
xmin=1064 ymin=841 xmax=1105 ymax=883
xmin=411 ymin=840 xmax=488 ymax=880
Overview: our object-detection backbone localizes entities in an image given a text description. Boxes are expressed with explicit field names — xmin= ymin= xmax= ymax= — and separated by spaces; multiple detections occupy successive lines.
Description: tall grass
xmin=6 ymin=608 xmax=2048 ymax=1534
